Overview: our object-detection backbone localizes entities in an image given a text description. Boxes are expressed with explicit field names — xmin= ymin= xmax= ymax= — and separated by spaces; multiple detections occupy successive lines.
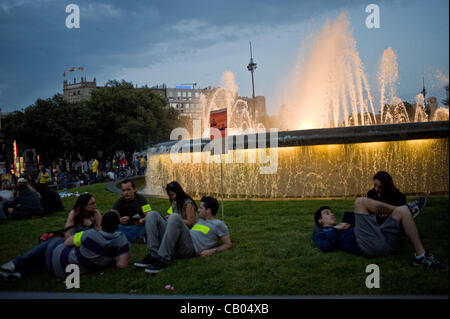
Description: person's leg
xmin=354 ymin=197 xmax=397 ymax=216
xmin=390 ymin=206 xmax=425 ymax=256
xmin=144 ymin=210 xmax=167 ymax=256
xmin=4 ymin=239 xmax=53 ymax=277
xmin=118 ymin=225 xmax=135 ymax=242
xmin=157 ymin=214 xmax=196 ymax=262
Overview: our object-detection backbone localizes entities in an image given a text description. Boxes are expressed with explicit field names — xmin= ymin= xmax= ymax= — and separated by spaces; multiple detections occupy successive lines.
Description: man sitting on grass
xmin=134 ymin=196 xmax=232 ymax=273
xmin=0 ymin=211 xmax=129 ymax=281
xmin=111 ymin=179 xmax=150 ymax=243
xmin=313 ymin=196 xmax=447 ymax=270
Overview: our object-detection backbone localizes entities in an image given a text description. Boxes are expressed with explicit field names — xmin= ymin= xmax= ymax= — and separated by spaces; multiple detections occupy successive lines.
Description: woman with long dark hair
xmin=63 ymin=193 xmax=102 ymax=238
xmin=367 ymin=171 xmax=407 ymax=224
xmin=165 ymin=181 xmax=197 ymax=228
xmin=367 ymin=171 xmax=406 ymax=206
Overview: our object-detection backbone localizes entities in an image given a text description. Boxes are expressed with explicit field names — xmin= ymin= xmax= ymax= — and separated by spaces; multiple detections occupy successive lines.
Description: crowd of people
xmin=2 ymin=154 xmax=147 ymax=192
xmin=0 ymin=176 xmax=64 ymax=221
xmin=0 ymin=170 xmax=447 ymax=284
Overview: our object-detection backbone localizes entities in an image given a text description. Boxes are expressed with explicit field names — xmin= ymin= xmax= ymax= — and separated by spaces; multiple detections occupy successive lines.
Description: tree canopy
xmin=2 ymin=80 xmax=181 ymax=168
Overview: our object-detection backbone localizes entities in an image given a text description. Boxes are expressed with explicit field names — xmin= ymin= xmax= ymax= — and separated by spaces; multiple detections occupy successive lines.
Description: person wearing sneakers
xmin=0 ymin=211 xmax=129 ymax=281
xmin=313 ymin=196 xmax=446 ymax=269
xmin=134 ymin=196 xmax=232 ymax=273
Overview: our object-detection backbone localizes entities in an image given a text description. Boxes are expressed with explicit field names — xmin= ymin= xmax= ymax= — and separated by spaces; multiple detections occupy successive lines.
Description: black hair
xmin=121 ymin=179 xmax=135 ymax=189
xmin=314 ymin=206 xmax=331 ymax=228
xmin=166 ymin=181 xmax=197 ymax=212
xmin=72 ymin=193 xmax=93 ymax=226
xmin=201 ymin=196 xmax=219 ymax=215
xmin=101 ymin=211 xmax=120 ymax=233
xmin=373 ymin=171 xmax=398 ymax=194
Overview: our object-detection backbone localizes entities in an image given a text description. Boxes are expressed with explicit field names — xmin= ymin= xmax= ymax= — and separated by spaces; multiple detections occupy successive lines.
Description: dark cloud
xmin=0 ymin=0 xmax=417 ymax=110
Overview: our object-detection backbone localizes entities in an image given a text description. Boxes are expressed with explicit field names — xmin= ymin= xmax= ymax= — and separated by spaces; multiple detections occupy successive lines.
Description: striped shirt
xmin=45 ymin=229 xmax=129 ymax=277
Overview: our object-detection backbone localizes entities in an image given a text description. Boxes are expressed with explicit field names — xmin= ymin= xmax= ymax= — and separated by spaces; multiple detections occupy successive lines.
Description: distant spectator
xmin=106 ymin=171 xmax=115 ymax=181
xmin=119 ymin=157 xmax=127 ymax=169
xmin=90 ymin=158 xmax=99 ymax=184
xmin=7 ymin=178 xmax=43 ymax=219
xmin=0 ymin=184 xmax=14 ymax=220
xmin=73 ymin=175 xmax=81 ymax=188
xmin=139 ymin=156 xmax=146 ymax=175
xmin=35 ymin=183 xmax=64 ymax=215
xmin=36 ymin=166 xmax=52 ymax=185
xmin=81 ymin=160 xmax=88 ymax=174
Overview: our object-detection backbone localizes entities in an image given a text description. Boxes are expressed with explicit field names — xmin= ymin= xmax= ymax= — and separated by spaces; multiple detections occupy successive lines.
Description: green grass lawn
xmin=0 ymin=182 xmax=448 ymax=296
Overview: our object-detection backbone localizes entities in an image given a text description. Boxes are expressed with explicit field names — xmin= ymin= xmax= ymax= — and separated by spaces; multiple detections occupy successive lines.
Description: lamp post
xmin=247 ymin=42 xmax=257 ymax=121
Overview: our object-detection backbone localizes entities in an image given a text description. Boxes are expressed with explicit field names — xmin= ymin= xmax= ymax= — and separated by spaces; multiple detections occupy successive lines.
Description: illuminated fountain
xmin=144 ymin=13 xmax=449 ymax=199
xmin=198 ymin=71 xmax=265 ymax=137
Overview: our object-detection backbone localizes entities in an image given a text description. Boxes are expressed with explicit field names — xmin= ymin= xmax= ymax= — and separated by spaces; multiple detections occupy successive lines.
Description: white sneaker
xmin=1 ymin=261 xmax=15 ymax=273
xmin=407 ymin=197 xmax=427 ymax=219
xmin=0 ymin=270 xmax=21 ymax=281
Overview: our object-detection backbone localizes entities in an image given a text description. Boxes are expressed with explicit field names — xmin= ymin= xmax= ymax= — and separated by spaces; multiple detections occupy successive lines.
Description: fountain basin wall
xmin=144 ymin=121 xmax=449 ymax=199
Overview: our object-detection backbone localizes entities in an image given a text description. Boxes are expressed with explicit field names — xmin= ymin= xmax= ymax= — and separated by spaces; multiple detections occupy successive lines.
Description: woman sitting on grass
xmin=64 ymin=193 xmax=102 ymax=238
xmin=165 ymin=181 xmax=197 ymax=228
xmin=367 ymin=171 xmax=408 ymax=225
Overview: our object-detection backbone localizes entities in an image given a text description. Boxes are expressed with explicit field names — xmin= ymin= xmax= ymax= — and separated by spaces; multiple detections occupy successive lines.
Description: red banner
xmin=209 ymin=108 xmax=227 ymax=140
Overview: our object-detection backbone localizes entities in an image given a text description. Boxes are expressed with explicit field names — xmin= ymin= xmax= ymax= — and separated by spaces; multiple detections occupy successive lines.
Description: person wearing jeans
xmin=134 ymin=196 xmax=232 ymax=273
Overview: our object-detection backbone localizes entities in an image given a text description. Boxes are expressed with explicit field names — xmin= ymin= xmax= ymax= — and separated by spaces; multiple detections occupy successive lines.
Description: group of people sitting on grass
xmin=0 ymin=179 xmax=231 ymax=281
xmin=0 ymin=177 xmax=64 ymax=221
xmin=0 ymin=171 xmax=446 ymax=283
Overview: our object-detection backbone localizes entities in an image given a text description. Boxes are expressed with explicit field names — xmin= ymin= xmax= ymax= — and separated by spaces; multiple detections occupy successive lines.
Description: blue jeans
xmin=13 ymin=237 xmax=63 ymax=277
xmin=118 ymin=224 xmax=146 ymax=242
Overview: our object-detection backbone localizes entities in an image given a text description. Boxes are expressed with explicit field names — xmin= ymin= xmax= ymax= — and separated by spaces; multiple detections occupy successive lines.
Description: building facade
xmin=166 ymin=86 xmax=203 ymax=119
xmin=63 ymin=77 xmax=98 ymax=103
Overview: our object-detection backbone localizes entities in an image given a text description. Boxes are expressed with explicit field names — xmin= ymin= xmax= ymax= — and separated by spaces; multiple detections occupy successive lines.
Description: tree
xmin=3 ymin=80 xmax=182 ymax=171
xmin=85 ymin=80 xmax=181 ymax=167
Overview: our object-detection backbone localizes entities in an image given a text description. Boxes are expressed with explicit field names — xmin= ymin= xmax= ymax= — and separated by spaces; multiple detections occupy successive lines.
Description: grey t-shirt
xmin=189 ymin=218 xmax=229 ymax=254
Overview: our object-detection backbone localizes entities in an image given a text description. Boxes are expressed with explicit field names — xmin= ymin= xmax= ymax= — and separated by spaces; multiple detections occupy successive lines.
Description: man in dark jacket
xmin=35 ymin=183 xmax=64 ymax=215
xmin=7 ymin=178 xmax=42 ymax=219
xmin=312 ymin=197 xmax=447 ymax=270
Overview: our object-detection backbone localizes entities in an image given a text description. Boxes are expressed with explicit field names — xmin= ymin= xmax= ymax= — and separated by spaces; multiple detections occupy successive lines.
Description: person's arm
xmin=93 ymin=210 xmax=102 ymax=231
xmin=200 ymin=235 xmax=232 ymax=257
xmin=183 ymin=202 xmax=196 ymax=228
xmin=64 ymin=235 xmax=75 ymax=246
xmin=64 ymin=210 xmax=75 ymax=238
xmin=313 ymin=227 xmax=338 ymax=252
xmin=115 ymin=253 xmax=129 ymax=268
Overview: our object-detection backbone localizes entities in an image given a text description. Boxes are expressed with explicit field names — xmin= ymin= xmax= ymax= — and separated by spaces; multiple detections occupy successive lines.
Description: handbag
xmin=38 ymin=225 xmax=74 ymax=243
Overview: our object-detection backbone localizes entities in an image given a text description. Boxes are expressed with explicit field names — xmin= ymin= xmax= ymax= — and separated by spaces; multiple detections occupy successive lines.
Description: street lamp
xmin=247 ymin=42 xmax=257 ymax=121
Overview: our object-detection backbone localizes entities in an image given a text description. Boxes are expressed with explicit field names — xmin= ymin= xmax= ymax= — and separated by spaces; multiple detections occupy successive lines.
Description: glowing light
xmin=405 ymin=139 xmax=433 ymax=147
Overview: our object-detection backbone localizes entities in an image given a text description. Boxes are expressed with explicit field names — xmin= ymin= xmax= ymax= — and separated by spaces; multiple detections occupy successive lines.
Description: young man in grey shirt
xmin=134 ymin=196 xmax=232 ymax=273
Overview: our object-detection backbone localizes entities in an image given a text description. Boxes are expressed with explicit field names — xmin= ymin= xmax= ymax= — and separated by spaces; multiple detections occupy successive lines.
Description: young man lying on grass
xmin=1 ymin=211 xmax=129 ymax=281
xmin=313 ymin=196 xmax=447 ymax=270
